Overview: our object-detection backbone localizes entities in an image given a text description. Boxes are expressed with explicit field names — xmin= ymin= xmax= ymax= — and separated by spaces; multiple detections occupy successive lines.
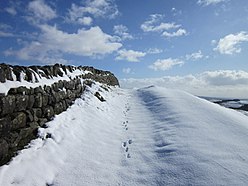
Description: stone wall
xmin=0 ymin=63 xmax=119 ymax=166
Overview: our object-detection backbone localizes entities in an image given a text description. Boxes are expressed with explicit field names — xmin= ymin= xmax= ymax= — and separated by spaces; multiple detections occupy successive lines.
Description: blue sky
xmin=1 ymin=0 xmax=248 ymax=82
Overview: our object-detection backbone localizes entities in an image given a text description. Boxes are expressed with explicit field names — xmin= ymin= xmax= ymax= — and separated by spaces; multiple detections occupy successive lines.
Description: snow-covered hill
xmin=1 ymin=85 xmax=248 ymax=185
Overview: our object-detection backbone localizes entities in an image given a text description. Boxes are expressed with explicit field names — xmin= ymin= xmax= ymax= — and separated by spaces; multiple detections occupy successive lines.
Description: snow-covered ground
xmin=1 ymin=85 xmax=248 ymax=185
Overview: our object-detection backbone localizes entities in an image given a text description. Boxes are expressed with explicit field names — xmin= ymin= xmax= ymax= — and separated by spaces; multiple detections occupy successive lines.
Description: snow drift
xmin=1 ymin=85 xmax=248 ymax=185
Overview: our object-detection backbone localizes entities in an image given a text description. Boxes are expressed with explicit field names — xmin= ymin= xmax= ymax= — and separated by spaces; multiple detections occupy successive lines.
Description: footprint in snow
xmin=127 ymin=153 xmax=131 ymax=158
xmin=128 ymin=139 xmax=132 ymax=144
xmin=122 ymin=142 xmax=127 ymax=148
xmin=125 ymin=147 xmax=129 ymax=152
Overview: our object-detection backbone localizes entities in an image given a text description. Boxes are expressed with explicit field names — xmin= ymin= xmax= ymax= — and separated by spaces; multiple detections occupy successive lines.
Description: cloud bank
xmin=121 ymin=70 xmax=248 ymax=98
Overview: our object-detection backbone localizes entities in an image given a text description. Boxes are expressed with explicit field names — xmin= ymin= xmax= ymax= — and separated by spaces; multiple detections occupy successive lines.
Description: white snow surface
xmin=1 ymin=85 xmax=248 ymax=185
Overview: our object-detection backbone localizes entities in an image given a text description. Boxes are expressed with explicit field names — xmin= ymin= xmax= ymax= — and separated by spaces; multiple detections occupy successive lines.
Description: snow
xmin=0 ymin=68 xmax=91 ymax=95
xmin=1 ymin=85 xmax=248 ymax=185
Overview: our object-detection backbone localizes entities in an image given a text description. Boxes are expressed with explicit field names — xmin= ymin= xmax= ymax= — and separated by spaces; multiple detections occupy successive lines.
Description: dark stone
xmin=94 ymin=92 xmax=106 ymax=102
xmin=52 ymin=83 xmax=59 ymax=92
xmin=48 ymin=94 xmax=55 ymax=105
xmin=8 ymin=88 xmax=17 ymax=94
xmin=44 ymin=85 xmax=51 ymax=93
xmin=58 ymin=80 xmax=64 ymax=89
xmin=34 ymin=86 xmax=43 ymax=94
xmin=0 ymin=139 xmax=8 ymax=164
xmin=12 ymin=66 xmax=23 ymax=81
xmin=15 ymin=95 xmax=29 ymax=111
xmin=66 ymin=99 xmax=73 ymax=106
xmin=42 ymin=94 xmax=49 ymax=107
xmin=54 ymin=102 xmax=63 ymax=115
xmin=25 ymin=69 xmax=34 ymax=82
xmin=27 ymin=95 xmax=35 ymax=109
xmin=27 ymin=121 xmax=39 ymax=129
xmin=43 ymin=106 xmax=54 ymax=120
xmin=25 ymin=110 xmax=34 ymax=122
xmin=30 ymin=87 xmax=34 ymax=95
xmin=64 ymin=81 xmax=75 ymax=90
xmin=16 ymin=86 xmax=30 ymax=95
xmin=0 ymin=95 xmax=16 ymax=115
xmin=1 ymin=64 xmax=13 ymax=81
xmin=0 ymin=67 xmax=6 ymax=83
xmin=0 ymin=116 xmax=11 ymax=136
xmin=84 ymin=80 xmax=94 ymax=87
xmin=18 ymin=127 xmax=38 ymax=147
xmin=11 ymin=112 xmax=27 ymax=130
xmin=38 ymin=118 xmax=48 ymax=127
xmin=33 ymin=93 xmax=43 ymax=108
xmin=32 ymin=108 xmax=43 ymax=120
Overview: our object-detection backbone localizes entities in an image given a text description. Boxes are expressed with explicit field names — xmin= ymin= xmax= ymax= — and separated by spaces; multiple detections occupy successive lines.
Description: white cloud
xmin=122 ymin=68 xmax=131 ymax=74
xmin=201 ymin=70 xmax=248 ymax=85
xmin=162 ymin=28 xmax=187 ymax=38
xmin=0 ymin=24 xmax=14 ymax=37
xmin=197 ymin=0 xmax=227 ymax=6
xmin=141 ymin=14 xmax=179 ymax=32
xmin=113 ymin=25 xmax=133 ymax=40
xmin=149 ymin=58 xmax=184 ymax=71
xmin=120 ymin=70 xmax=248 ymax=98
xmin=5 ymin=7 xmax=17 ymax=16
xmin=141 ymin=14 xmax=187 ymax=38
xmin=5 ymin=25 xmax=122 ymax=64
xmin=116 ymin=49 xmax=146 ymax=62
xmin=214 ymin=31 xmax=248 ymax=55
xmin=0 ymin=31 xmax=14 ymax=37
xmin=186 ymin=50 xmax=204 ymax=61
xmin=28 ymin=0 xmax=57 ymax=22
xmin=77 ymin=17 xmax=93 ymax=25
xmin=67 ymin=0 xmax=118 ymax=24
xmin=147 ymin=48 xmax=163 ymax=54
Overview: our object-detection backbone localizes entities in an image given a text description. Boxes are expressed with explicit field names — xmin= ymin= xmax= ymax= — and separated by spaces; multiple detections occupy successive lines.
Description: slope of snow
xmin=1 ymin=85 xmax=248 ymax=185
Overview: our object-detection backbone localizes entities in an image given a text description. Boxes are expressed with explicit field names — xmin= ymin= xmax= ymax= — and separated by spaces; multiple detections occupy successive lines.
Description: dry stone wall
xmin=0 ymin=63 xmax=119 ymax=166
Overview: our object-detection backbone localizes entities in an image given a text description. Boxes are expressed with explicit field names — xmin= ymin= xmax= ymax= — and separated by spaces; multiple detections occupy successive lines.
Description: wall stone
xmin=0 ymin=63 xmax=119 ymax=166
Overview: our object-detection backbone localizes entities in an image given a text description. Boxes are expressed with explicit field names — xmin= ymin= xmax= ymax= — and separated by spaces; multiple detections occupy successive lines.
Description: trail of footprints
xmin=122 ymin=103 xmax=132 ymax=159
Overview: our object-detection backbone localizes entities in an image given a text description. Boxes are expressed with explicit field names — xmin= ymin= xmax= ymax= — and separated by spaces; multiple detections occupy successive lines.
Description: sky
xmin=1 ymin=0 xmax=248 ymax=97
